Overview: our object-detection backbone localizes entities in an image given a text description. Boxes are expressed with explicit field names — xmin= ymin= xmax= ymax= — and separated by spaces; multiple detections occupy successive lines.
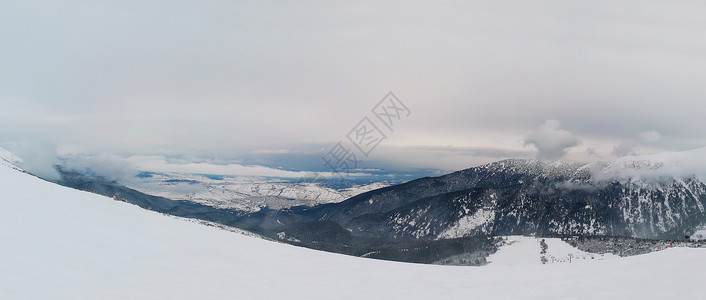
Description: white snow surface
xmin=2 ymin=162 xmax=706 ymax=299
xmin=488 ymin=236 xmax=617 ymax=266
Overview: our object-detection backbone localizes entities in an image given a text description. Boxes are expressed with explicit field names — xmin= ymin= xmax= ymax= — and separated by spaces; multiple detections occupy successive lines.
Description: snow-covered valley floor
xmin=1 ymin=164 xmax=705 ymax=300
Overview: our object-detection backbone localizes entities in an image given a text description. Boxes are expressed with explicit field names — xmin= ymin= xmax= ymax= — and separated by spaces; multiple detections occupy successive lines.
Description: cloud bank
xmin=589 ymin=147 xmax=706 ymax=182
xmin=524 ymin=120 xmax=582 ymax=160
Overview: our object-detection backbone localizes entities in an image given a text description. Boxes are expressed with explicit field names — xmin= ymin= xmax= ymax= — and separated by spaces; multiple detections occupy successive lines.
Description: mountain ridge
xmin=236 ymin=148 xmax=706 ymax=243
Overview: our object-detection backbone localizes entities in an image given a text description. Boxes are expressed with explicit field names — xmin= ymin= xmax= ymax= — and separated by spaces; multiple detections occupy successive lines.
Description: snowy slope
xmin=2 ymin=161 xmax=706 ymax=299
xmin=0 ymin=146 xmax=22 ymax=171
xmin=488 ymin=236 xmax=617 ymax=266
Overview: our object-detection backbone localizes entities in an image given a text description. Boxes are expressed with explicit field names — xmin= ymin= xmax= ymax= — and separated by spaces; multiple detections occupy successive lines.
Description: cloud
xmin=590 ymin=147 xmax=706 ymax=182
xmin=2 ymin=1 xmax=706 ymax=172
xmin=1 ymin=141 xmax=60 ymax=181
xmin=55 ymin=153 xmax=375 ymax=190
xmin=524 ymin=120 xmax=582 ymax=160
xmin=554 ymin=181 xmax=597 ymax=193
xmin=60 ymin=153 xmax=140 ymax=183
xmin=639 ymin=130 xmax=662 ymax=143
xmin=611 ymin=141 xmax=638 ymax=157
xmin=124 ymin=155 xmax=371 ymax=178
xmin=585 ymin=146 xmax=602 ymax=158
xmin=612 ymin=130 xmax=664 ymax=158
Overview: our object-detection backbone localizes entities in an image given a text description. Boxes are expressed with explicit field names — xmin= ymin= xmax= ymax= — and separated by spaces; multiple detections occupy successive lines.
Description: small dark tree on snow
xmin=540 ymin=239 xmax=549 ymax=264
xmin=540 ymin=239 xmax=548 ymax=255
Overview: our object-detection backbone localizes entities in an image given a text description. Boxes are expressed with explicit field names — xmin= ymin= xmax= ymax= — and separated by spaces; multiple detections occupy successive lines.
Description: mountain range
xmin=235 ymin=148 xmax=706 ymax=245
xmin=5 ymin=146 xmax=705 ymax=264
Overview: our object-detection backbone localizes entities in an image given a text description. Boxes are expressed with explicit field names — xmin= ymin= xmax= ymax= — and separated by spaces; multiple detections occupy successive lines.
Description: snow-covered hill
xmin=2 ymin=152 xmax=706 ymax=299
xmin=0 ymin=146 xmax=22 ymax=171
xmin=125 ymin=172 xmax=389 ymax=211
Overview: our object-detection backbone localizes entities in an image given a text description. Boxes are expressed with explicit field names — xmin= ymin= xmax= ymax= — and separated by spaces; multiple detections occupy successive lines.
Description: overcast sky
xmin=2 ymin=1 xmax=706 ymax=179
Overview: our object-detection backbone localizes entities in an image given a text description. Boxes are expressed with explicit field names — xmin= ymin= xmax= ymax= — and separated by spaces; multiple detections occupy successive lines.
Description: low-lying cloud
xmin=611 ymin=141 xmax=638 ymax=157
xmin=590 ymin=147 xmax=706 ymax=182
xmin=524 ymin=120 xmax=582 ymax=160
xmin=1 ymin=141 xmax=60 ymax=181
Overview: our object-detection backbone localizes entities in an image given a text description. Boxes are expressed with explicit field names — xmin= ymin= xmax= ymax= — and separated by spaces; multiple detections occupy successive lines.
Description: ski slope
xmin=1 ymin=162 xmax=705 ymax=299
